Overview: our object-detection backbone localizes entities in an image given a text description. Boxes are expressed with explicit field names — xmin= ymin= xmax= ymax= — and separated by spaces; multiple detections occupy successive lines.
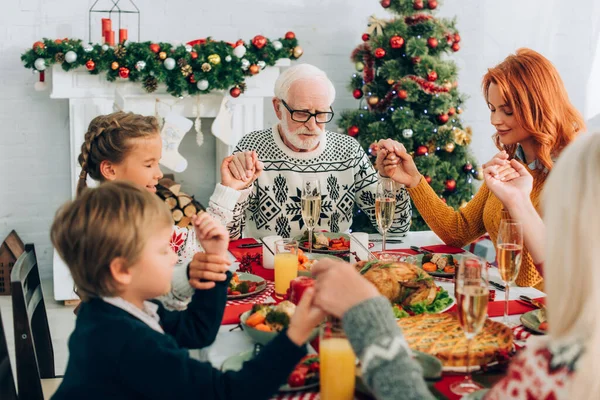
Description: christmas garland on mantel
xmin=21 ymin=32 xmax=303 ymax=98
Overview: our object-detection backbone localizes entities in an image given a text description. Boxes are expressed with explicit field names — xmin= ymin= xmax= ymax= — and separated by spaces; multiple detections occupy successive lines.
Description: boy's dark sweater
xmin=52 ymin=275 xmax=307 ymax=400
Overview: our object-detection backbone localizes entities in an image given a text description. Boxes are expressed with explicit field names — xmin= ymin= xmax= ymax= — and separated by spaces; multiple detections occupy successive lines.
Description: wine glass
xmin=301 ymin=177 xmax=321 ymax=254
xmin=450 ymin=255 xmax=489 ymax=395
xmin=496 ymin=219 xmax=523 ymax=326
xmin=375 ymin=178 xmax=397 ymax=252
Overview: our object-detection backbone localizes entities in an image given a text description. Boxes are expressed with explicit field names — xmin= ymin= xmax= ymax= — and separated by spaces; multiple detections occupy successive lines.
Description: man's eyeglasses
xmin=280 ymin=99 xmax=335 ymax=124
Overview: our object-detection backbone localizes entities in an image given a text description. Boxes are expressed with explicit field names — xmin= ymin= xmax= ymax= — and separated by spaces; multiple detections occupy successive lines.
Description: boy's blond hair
xmin=51 ymin=181 xmax=172 ymax=301
xmin=77 ymin=111 xmax=160 ymax=196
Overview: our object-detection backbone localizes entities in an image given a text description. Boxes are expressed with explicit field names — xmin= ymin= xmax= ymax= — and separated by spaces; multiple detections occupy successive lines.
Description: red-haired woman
xmin=377 ymin=48 xmax=585 ymax=290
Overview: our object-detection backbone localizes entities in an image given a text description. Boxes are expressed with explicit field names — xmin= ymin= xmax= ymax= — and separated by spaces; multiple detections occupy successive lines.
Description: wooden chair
xmin=0 ymin=308 xmax=17 ymax=400
xmin=11 ymin=244 xmax=61 ymax=399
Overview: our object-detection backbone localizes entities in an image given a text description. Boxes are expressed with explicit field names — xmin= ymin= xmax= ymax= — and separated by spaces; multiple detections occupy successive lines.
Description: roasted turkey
xmin=355 ymin=260 xmax=438 ymax=307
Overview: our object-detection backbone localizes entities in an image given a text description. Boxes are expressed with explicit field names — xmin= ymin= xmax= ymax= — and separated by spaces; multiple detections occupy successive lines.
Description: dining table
xmin=200 ymin=231 xmax=546 ymax=400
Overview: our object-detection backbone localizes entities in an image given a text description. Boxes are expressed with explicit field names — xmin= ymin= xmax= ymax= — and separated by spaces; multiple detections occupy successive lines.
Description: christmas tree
xmin=341 ymin=0 xmax=482 ymax=231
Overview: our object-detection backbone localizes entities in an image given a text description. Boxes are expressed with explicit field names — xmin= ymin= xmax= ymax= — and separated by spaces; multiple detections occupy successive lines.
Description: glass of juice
xmin=274 ymin=239 xmax=298 ymax=298
xmin=319 ymin=318 xmax=356 ymax=400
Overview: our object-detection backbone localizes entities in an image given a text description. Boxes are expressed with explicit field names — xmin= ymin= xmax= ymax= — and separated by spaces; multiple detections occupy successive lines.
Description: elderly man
xmin=208 ymin=64 xmax=411 ymax=239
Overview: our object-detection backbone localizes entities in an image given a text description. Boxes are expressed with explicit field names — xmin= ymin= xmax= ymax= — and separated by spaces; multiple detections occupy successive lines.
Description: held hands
xmin=310 ymin=258 xmax=380 ymax=319
xmin=220 ymin=151 xmax=264 ymax=191
xmin=483 ymin=151 xmax=533 ymax=209
xmin=188 ymin=213 xmax=231 ymax=290
xmin=375 ymin=139 xmax=422 ymax=188
xmin=286 ymin=288 xmax=327 ymax=346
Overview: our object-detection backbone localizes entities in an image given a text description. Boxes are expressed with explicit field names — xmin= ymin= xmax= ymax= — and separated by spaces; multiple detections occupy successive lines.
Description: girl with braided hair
xmin=76 ymin=111 xmax=233 ymax=314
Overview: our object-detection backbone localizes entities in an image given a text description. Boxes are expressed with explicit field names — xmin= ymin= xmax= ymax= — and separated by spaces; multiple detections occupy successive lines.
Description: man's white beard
xmin=280 ymin=116 xmax=324 ymax=151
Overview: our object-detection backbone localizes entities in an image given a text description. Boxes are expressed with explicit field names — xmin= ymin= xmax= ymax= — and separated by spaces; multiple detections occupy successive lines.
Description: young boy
xmin=50 ymin=181 xmax=324 ymax=399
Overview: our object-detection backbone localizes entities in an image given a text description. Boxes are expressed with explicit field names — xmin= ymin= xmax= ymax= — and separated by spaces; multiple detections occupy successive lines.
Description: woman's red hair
xmin=482 ymin=48 xmax=585 ymax=171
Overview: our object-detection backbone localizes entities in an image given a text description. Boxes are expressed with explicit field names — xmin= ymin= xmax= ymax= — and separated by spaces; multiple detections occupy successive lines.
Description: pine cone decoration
xmin=143 ymin=76 xmax=158 ymax=93
xmin=177 ymin=58 xmax=187 ymax=67
xmin=113 ymin=45 xmax=127 ymax=58
xmin=181 ymin=65 xmax=193 ymax=77
xmin=55 ymin=52 xmax=65 ymax=63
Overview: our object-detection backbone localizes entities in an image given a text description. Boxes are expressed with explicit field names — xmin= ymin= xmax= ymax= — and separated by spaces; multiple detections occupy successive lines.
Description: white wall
xmin=1 ymin=0 xmax=598 ymax=279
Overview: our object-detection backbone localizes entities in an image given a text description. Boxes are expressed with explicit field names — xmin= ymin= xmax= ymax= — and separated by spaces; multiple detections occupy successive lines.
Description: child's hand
xmin=192 ymin=212 xmax=229 ymax=257
xmin=188 ymin=252 xmax=231 ymax=290
xmin=286 ymin=288 xmax=326 ymax=346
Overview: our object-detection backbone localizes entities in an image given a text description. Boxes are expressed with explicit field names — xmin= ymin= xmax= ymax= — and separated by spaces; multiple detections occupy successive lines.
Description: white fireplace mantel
xmin=51 ymin=60 xmax=289 ymax=301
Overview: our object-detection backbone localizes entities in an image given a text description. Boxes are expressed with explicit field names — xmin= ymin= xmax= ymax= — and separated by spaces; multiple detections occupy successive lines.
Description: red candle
xmin=101 ymin=18 xmax=112 ymax=37
xmin=105 ymin=30 xmax=115 ymax=46
xmin=119 ymin=28 xmax=128 ymax=43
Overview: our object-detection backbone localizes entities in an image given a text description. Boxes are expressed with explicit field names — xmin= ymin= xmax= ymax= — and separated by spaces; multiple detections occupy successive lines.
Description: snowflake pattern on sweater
xmin=225 ymin=126 xmax=411 ymax=239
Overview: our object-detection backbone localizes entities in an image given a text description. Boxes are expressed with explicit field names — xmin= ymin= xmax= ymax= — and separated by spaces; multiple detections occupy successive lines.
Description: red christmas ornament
xmin=149 ymin=43 xmax=160 ymax=53
xmin=380 ymin=0 xmax=391 ymax=8
xmin=235 ymin=39 xmax=245 ymax=47
xmin=452 ymin=42 xmax=461 ymax=52
xmin=438 ymin=114 xmax=449 ymax=123
xmin=445 ymin=179 xmax=457 ymax=192
xmin=416 ymin=145 xmax=428 ymax=156
xmin=424 ymin=175 xmax=432 ymax=184
xmin=229 ymin=87 xmax=242 ymax=98
xmin=252 ymin=35 xmax=267 ymax=49
xmin=118 ymin=67 xmax=130 ymax=79
xmin=398 ymin=90 xmax=408 ymax=100
xmin=427 ymin=37 xmax=438 ymax=48
xmin=33 ymin=41 xmax=45 ymax=51
xmin=441 ymin=196 xmax=447 ymax=204
xmin=348 ymin=125 xmax=360 ymax=137
xmin=411 ymin=56 xmax=421 ymax=64
xmin=448 ymin=107 xmax=456 ymax=116
xmin=189 ymin=75 xmax=196 ymax=84
xmin=54 ymin=39 xmax=63 ymax=44
xmin=374 ymin=48 xmax=386 ymax=58
xmin=428 ymin=0 xmax=438 ymax=9
xmin=285 ymin=31 xmax=296 ymax=40
xmin=390 ymin=36 xmax=405 ymax=49
xmin=445 ymin=33 xmax=454 ymax=45
xmin=190 ymin=51 xmax=198 ymax=59
xmin=427 ymin=70 xmax=438 ymax=82
xmin=454 ymin=33 xmax=461 ymax=43
xmin=249 ymin=64 xmax=260 ymax=75
xmin=463 ymin=163 xmax=473 ymax=173
xmin=369 ymin=142 xmax=379 ymax=156
xmin=85 ymin=60 xmax=95 ymax=71
xmin=362 ymin=33 xmax=370 ymax=42
xmin=413 ymin=0 xmax=424 ymax=10
xmin=353 ymin=89 xmax=364 ymax=99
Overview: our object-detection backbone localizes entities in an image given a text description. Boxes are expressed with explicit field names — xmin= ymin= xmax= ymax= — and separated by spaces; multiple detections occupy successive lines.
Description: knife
xmin=519 ymin=295 xmax=545 ymax=309
xmin=410 ymin=246 xmax=432 ymax=254
xmin=489 ymin=281 xmax=505 ymax=291
xmin=237 ymin=242 xmax=263 ymax=248
xmin=370 ymin=238 xmax=404 ymax=243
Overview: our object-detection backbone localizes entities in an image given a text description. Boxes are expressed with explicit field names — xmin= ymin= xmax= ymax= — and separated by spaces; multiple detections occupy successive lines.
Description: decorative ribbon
xmin=366 ymin=15 xmax=388 ymax=36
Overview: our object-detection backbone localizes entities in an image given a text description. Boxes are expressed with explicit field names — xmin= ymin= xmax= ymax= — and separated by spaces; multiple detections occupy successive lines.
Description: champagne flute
xmin=301 ymin=177 xmax=321 ymax=254
xmin=450 ymin=255 xmax=489 ymax=395
xmin=375 ymin=178 xmax=396 ymax=252
xmin=496 ymin=219 xmax=523 ymax=326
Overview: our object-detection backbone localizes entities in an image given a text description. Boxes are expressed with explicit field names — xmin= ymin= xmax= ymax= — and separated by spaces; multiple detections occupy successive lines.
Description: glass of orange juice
xmin=319 ymin=318 xmax=356 ymax=400
xmin=274 ymin=239 xmax=298 ymax=298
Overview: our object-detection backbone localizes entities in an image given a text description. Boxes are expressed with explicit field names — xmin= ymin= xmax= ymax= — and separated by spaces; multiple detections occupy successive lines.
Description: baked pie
xmin=397 ymin=313 xmax=513 ymax=367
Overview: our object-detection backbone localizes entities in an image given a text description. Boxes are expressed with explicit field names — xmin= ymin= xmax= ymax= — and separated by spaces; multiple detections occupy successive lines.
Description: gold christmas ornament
xmin=366 ymin=15 xmax=388 ymax=36
xmin=367 ymin=96 xmax=380 ymax=106
xmin=111 ymin=61 xmax=119 ymax=70
xmin=445 ymin=142 xmax=455 ymax=153
xmin=159 ymin=51 xmax=167 ymax=60
xmin=442 ymin=81 xmax=452 ymax=90
xmin=201 ymin=62 xmax=212 ymax=72
xmin=387 ymin=79 xmax=395 ymax=85
xmin=181 ymin=65 xmax=193 ymax=77
xmin=476 ymin=167 xmax=484 ymax=180
xmin=454 ymin=127 xmax=473 ymax=146
xmin=355 ymin=61 xmax=364 ymax=71
xmin=207 ymin=54 xmax=221 ymax=65
xmin=292 ymin=46 xmax=304 ymax=58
